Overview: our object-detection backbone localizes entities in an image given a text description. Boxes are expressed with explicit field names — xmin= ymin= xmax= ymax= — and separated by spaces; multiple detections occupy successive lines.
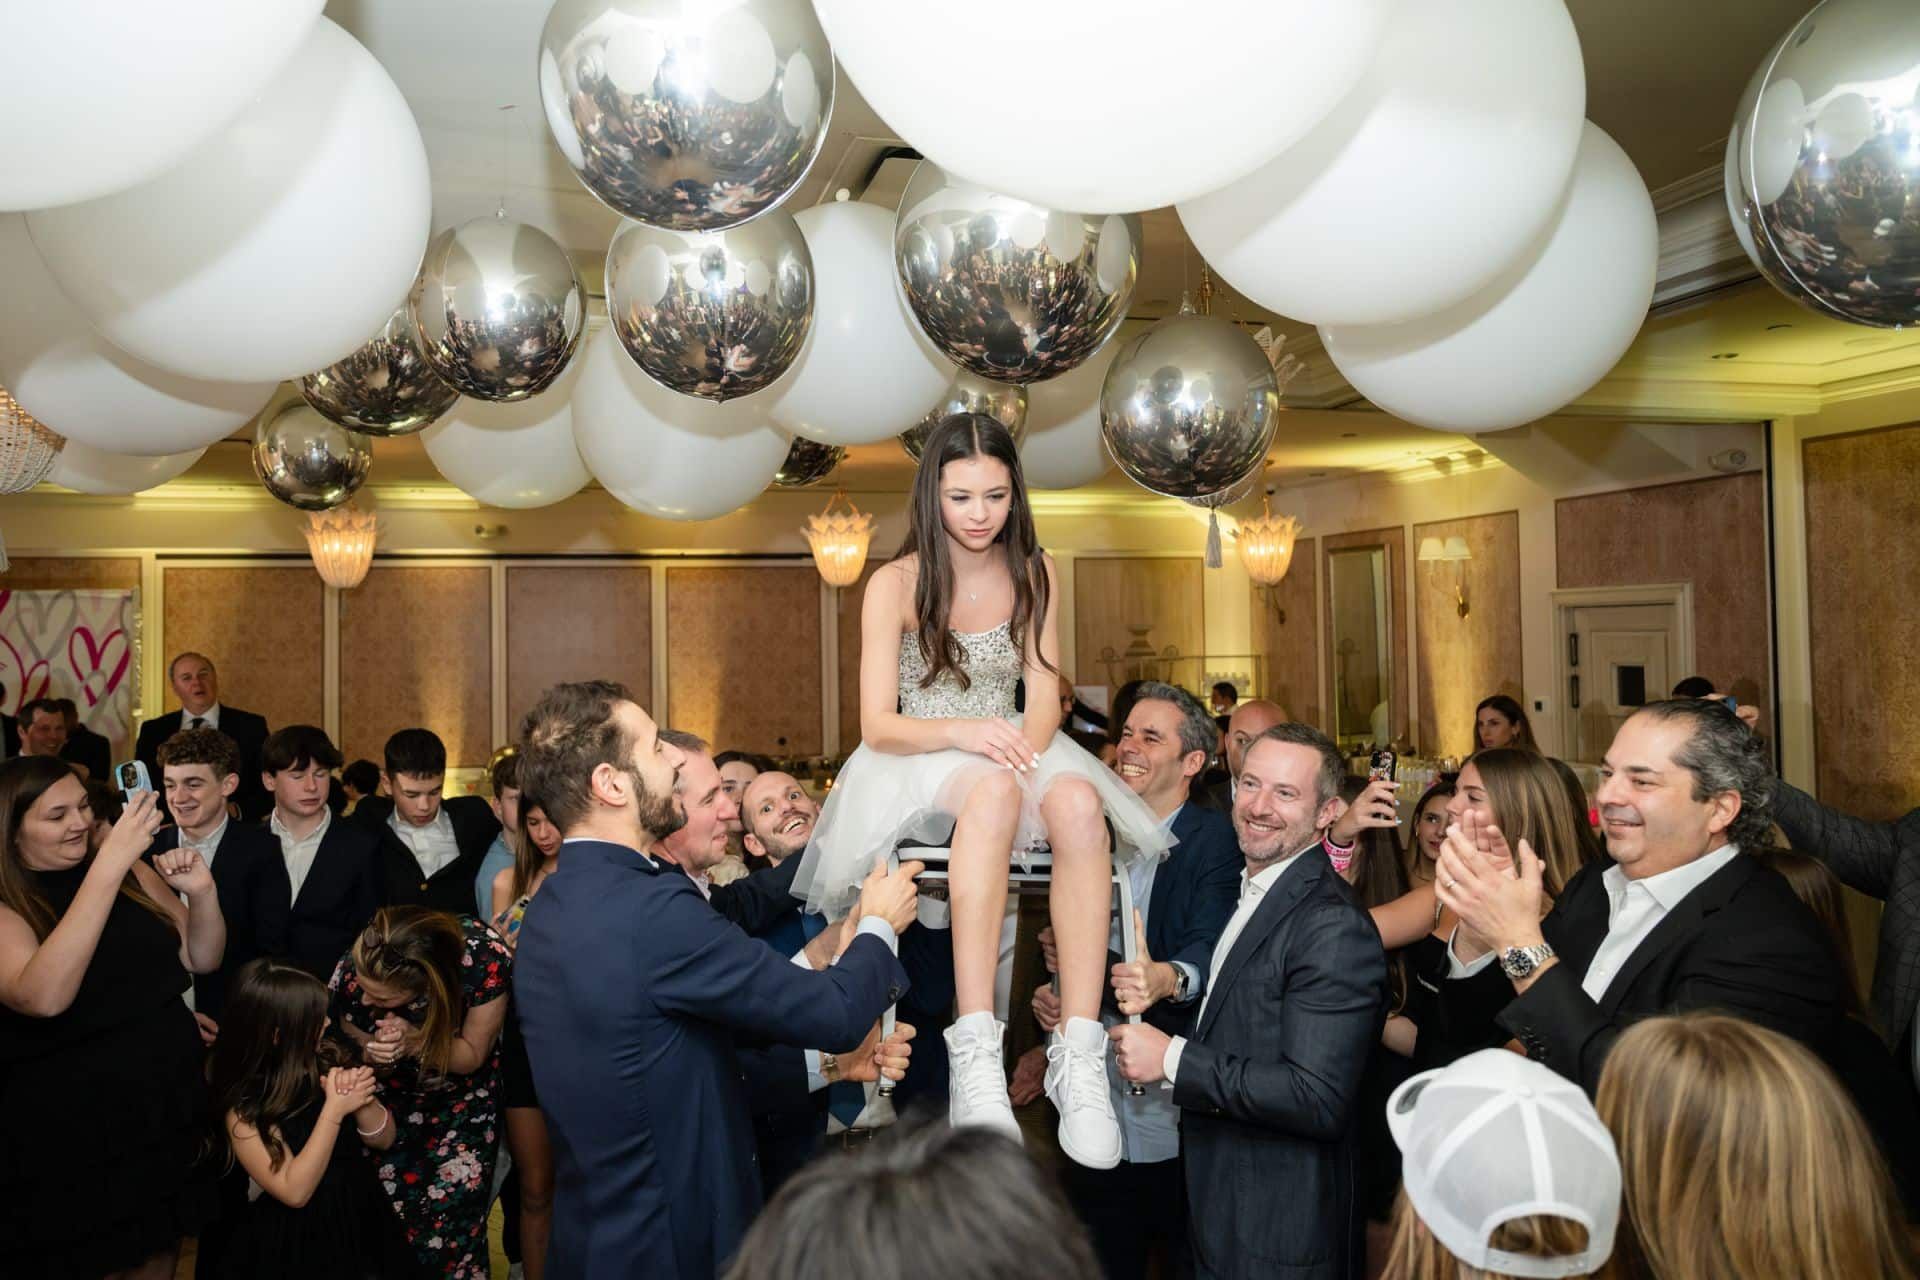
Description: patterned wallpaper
xmin=665 ymin=566 xmax=824 ymax=756
xmin=338 ymin=566 xmax=493 ymax=769
xmin=505 ymin=565 xmax=653 ymax=735
xmin=161 ymin=566 xmax=326 ymax=731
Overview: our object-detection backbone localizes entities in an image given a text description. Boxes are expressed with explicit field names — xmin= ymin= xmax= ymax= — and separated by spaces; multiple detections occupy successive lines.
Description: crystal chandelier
xmin=1235 ymin=496 xmax=1300 ymax=587
xmin=303 ymin=504 xmax=378 ymax=589
xmin=802 ymin=490 xmax=875 ymax=587
xmin=0 ymin=383 xmax=61 ymax=495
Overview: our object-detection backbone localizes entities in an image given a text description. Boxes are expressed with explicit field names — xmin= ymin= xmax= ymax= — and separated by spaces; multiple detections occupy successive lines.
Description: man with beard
xmin=511 ymin=682 xmax=920 ymax=1280
xmin=1110 ymin=723 xmax=1386 ymax=1280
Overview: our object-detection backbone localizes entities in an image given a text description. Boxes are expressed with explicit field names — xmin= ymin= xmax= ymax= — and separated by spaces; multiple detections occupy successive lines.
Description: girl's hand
xmin=321 ymin=1067 xmax=378 ymax=1122
xmin=952 ymin=719 xmax=1042 ymax=772
xmin=96 ymin=790 xmax=163 ymax=873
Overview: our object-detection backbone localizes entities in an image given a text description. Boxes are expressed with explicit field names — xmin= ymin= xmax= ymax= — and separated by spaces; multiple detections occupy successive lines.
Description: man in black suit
xmin=135 ymin=652 xmax=270 ymax=820
xmin=151 ymin=727 xmax=292 ymax=1033
xmin=353 ymin=728 xmax=500 ymax=915
xmin=1435 ymin=698 xmax=1852 ymax=1093
xmin=1021 ymin=682 xmax=1241 ymax=1280
xmin=1111 ymin=723 xmax=1387 ymax=1280
xmin=263 ymin=724 xmax=385 ymax=980
xmin=53 ymin=697 xmax=111 ymax=782
xmin=16 ymin=698 xmax=68 ymax=765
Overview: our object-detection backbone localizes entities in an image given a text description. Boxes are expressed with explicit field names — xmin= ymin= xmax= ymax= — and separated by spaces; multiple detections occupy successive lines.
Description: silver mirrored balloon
xmin=901 ymin=370 xmax=1029 ymax=462
xmin=538 ymin=0 xmax=834 ymax=230
xmin=299 ymin=304 xmax=459 ymax=437
xmin=606 ymin=212 xmax=813 ymax=401
xmin=771 ymin=436 xmax=844 ymax=487
xmin=1184 ymin=470 xmax=1260 ymax=511
xmin=1727 ymin=0 xmax=1920 ymax=326
xmin=253 ymin=403 xmax=372 ymax=511
xmin=895 ymin=162 xmax=1140 ymax=385
xmin=1099 ymin=314 xmax=1278 ymax=500
xmin=409 ymin=216 xmax=586 ymax=402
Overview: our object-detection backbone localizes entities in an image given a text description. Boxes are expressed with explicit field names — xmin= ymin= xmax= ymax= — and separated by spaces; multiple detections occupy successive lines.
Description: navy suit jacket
xmin=149 ymin=821 xmax=292 ymax=1019
xmin=1134 ymin=801 xmax=1243 ymax=1038
xmin=1175 ymin=845 xmax=1387 ymax=1280
xmin=514 ymin=839 xmax=909 ymax=1280
xmin=285 ymin=815 xmax=386 ymax=981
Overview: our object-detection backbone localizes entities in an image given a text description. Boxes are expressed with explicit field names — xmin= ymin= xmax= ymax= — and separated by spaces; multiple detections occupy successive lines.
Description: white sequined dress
xmin=791 ymin=619 xmax=1173 ymax=916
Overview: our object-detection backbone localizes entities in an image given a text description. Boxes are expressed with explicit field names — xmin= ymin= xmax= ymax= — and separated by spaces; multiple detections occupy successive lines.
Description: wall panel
xmin=339 ymin=566 xmax=493 ymax=768
xmin=665 ymin=566 xmax=823 ymax=757
xmin=1249 ymin=538 xmax=1320 ymax=728
xmin=1415 ymin=512 xmax=1523 ymax=758
xmin=834 ymin=564 xmax=882 ymax=752
xmin=1073 ymin=557 xmax=1206 ymax=697
xmin=161 ymin=567 xmax=325 ymax=731
xmin=505 ymin=565 xmax=652 ymax=733
xmin=1322 ymin=527 xmax=1409 ymax=743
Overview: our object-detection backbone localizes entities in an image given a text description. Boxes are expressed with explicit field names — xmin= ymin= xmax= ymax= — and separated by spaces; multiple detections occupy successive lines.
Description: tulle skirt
xmin=792 ymin=716 xmax=1174 ymax=916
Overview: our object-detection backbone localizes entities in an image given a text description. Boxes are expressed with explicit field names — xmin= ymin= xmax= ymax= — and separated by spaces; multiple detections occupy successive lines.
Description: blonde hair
xmin=1596 ymin=1014 xmax=1916 ymax=1280
xmin=1467 ymin=748 xmax=1586 ymax=897
xmin=1383 ymin=1187 xmax=1595 ymax=1280
xmin=347 ymin=907 xmax=468 ymax=1082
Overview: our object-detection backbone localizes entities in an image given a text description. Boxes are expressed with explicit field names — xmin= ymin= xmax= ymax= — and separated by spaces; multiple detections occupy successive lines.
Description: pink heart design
xmin=68 ymin=627 xmax=130 ymax=708
xmin=15 ymin=658 xmax=49 ymax=704
xmin=13 ymin=591 xmax=77 ymax=669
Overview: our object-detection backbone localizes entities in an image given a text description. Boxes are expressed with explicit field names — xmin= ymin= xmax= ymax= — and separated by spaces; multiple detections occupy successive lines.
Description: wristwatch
xmin=1499 ymin=942 xmax=1556 ymax=980
xmin=1170 ymin=963 xmax=1192 ymax=1002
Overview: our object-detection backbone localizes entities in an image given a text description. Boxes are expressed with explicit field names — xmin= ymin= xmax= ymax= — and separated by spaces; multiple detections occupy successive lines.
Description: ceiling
xmin=236 ymin=2 xmax=1863 ymax=501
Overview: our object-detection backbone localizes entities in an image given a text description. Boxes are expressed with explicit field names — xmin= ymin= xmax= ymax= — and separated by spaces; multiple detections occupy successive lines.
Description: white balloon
xmin=573 ymin=328 xmax=791 ymax=521
xmin=0 ymin=1 xmax=324 ymax=211
xmin=46 ymin=440 xmax=207 ymax=495
xmin=1020 ymin=340 xmax=1119 ymax=489
xmin=1320 ymin=124 xmax=1657 ymax=435
xmin=771 ymin=201 xmax=952 ymax=445
xmin=0 ymin=215 xmax=274 ymax=457
xmin=24 ymin=19 xmax=431 ymax=384
xmin=812 ymin=0 xmax=1390 ymax=213
xmin=421 ymin=360 xmax=591 ymax=509
xmin=1180 ymin=0 xmax=1584 ymax=327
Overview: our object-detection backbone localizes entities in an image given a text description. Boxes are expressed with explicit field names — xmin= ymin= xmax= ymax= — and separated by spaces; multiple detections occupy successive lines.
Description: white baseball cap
xmin=1387 ymin=1049 xmax=1622 ymax=1279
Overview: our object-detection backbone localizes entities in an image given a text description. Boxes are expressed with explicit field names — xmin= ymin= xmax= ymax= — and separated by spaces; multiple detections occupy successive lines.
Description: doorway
xmin=1551 ymin=585 xmax=1695 ymax=763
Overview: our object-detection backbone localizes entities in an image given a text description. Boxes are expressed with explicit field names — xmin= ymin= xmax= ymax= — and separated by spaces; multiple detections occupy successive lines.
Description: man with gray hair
xmin=1436 ymin=698 xmax=1857 ymax=1095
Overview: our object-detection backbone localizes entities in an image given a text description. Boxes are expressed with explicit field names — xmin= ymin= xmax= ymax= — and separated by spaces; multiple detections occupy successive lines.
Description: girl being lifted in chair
xmin=794 ymin=413 xmax=1170 ymax=1169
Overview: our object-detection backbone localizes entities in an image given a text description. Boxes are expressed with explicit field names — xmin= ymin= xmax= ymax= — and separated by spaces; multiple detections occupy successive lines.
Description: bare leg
xmin=1041 ymin=778 xmax=1112 ymax=1022
xmin=949 ymin=769 xmax=1021 ymax=1016
xmin=508 ymin=1106 xmax=554 ymax=1280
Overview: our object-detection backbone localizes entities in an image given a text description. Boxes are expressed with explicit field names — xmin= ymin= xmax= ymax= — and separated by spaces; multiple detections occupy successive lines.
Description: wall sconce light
xmin=304 ymin=504 xmax=378 ymax=590
xmin=1237 ymin=493 xmax=1300 ymax=626
xmin=1418 ymin=534 xmax=1473 ymax=619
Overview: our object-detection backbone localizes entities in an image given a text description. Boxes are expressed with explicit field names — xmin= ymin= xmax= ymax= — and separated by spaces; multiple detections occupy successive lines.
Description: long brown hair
xmin=897 ymin=413 xmax=1052 ymax=691
xmin=1761 ymin=849 xmax=1866 ymax=1016
xmin=0 ymin=755 xmax=173 ymax=940
xmin=1596 ymin=1014 xmax=1917 ymax=1280
xmin=509 ymin=802 xmax=556 ymax=904
xmin=348 ymin=907 xmax=469 ymax=1081
xmin=1383 ymin=1187 xmax=1596 ymax=1280
xmin=208 ymin=958 xmax=346 ymax=1171
xmin=1471 ymin=694 xmax=1537 ymax=752
xmin=1466 ymin=748 xmax=1586 ymax=897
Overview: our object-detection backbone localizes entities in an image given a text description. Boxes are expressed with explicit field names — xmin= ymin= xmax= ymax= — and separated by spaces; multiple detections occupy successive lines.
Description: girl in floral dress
xmin=328 ymin=906 xmax=511 ymax=1279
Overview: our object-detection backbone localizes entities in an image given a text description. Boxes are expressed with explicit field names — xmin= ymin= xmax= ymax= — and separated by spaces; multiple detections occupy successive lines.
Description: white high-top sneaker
xmin=944 ymin=1011 xmax=1022 ymax=1141
xmin=1046 ymin=1016 xmax=1122 ymax=1169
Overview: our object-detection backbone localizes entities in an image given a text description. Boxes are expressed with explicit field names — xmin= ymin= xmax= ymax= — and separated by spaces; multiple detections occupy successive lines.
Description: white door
xmin=1566 ymin=603 xmax=1679 ymax=763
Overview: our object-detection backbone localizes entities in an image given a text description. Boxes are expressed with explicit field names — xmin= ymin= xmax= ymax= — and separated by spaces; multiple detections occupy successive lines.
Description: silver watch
xmin=1499 ymin=942 xmax=1555 ymax=980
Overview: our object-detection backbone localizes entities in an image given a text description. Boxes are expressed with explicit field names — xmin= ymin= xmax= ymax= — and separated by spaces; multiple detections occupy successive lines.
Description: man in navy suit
xmin=352 ymin=727 xmax=501 ymax=915
xmin=1020 ymin=682 xmax=1241 ymax=1280
xmin=511 ymin=681 xmax=918 ymax=1279
xmin=135 ymin=652 xmax=271 ymax=821
xmin=1112 ymin=723 xmax=1387 ymax=1280
xmin=260 ymin=725 xmax=385 ymax=980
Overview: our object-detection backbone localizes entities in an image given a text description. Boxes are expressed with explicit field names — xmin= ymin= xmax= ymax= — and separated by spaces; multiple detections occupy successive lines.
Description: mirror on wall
xmin=1328 ymin=545 xmax=1391 ymax=747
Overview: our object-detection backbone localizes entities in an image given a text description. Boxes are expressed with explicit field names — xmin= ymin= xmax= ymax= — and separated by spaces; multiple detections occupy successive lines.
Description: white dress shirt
xmin=390 ymin=806 xmax=462 ymax=880
xmin=1163 ymin=840 xmax=1317 ymax=1085
xmin=272 ymin=807 xmax=332 ymax=902
xmin=178 ymin=817 xmax=229 ymax=867
xmin=184 ymin=702 xmax=221 ymax=732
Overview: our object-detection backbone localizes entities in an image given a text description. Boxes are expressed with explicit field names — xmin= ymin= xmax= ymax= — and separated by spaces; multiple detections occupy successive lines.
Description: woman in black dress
xmin=208 ymin=957 xmax=411 ymax=1279
xmin=0 ymin=755 xmax=226 ymax=1278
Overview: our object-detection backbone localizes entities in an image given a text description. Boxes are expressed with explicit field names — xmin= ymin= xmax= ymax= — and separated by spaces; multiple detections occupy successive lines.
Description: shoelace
xmin=1046 ymin=1038 xmax=1113 ymax=1115
xmin=951 ymin=1038 xmax=1006 ymax=1110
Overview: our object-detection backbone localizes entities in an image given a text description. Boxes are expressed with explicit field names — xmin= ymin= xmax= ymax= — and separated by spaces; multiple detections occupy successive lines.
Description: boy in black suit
xmin=354 ymin=727 xmax=500 ymax=916
xmin=262 ymin=724 xmax=384 ymax=980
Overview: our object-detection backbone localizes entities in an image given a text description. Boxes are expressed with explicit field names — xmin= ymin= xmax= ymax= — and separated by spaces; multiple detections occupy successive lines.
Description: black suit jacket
xmin=150 ymin=822 xmax=292 ymax=1019
xmin=1174 ymin=846 xmax=1387 ymax=1280
xmin=1773 ymin=782 xmax=1920 ymax=1050
xmin=0 ymin=713 xmax=16 ymax=759
xmin=1196 ymin=775 xmax=1233 ymax=818
xmin=355 ymin=794 xmax=501 ymax=917
xmin=135 ymin=706 xmax=271 ymax=821
xmin=61 ymin=724 xmax=111 ymax=782
xmin=1462 ymin=852 xmax=1849 ymax=1094
xmin=285 ymin=815 xmax=386 ymax=981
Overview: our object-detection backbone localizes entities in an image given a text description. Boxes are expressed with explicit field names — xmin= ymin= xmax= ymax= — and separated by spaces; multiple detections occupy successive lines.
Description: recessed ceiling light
xmin=1340 ymin=432 xmax=1358 ymax=439
xmin=1765 ymin=322 xmax=1793 ymax=331
xmin=1710 ymin=352 xmax=1740 ymax=360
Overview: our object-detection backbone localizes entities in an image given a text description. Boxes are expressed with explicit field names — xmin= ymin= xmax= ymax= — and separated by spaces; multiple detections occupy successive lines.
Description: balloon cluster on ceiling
xmin=0 ymin=0 xmax=1672 ymax=517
